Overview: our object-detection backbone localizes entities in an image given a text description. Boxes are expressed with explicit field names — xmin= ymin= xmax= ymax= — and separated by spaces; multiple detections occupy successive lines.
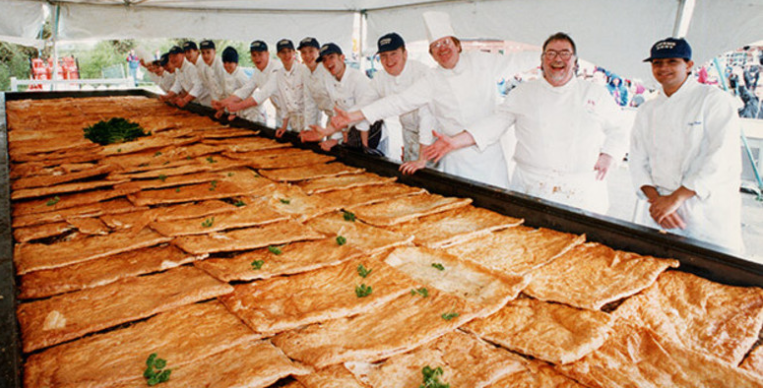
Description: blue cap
xmin=168 ymin=46 xmax=184 ymax=55
xmin=222 ymin=46 xmax=239 ymax=63
xmin=377 ymin=33 xmax=405 ymax=54
xmin=644 ymin=37 xmax=692 ymax=62
xmin=277 ymin=39 xmax=295 ymax=53
xmin=250 ymin=40 xmax=268 ymax=52
xmin=159 ymin=53 xmax=169 ymax=66
xmin=298 ymin=37 xmax=320 ymax=50
xmin=316 ymin=43 xmax=342 ymax=62
xmin=200 ymin=40 xmax=215 ymax=50
xmin=182 ymin=41 xmax=198 ymax=51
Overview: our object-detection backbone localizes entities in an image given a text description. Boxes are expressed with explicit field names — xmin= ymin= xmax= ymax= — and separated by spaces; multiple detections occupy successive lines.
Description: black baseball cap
xmin=222 ymin=46 xmax=239 ymax=63
xmin=182 ymin=41 xmax=198 ymax=51
xmin=377 ymin=33 xmax=405 ymax=54
xmin=250 ymin=40 xmax=268 ymax=52
xmin=277 ymin=39 xmax=295 ymax=53
xmin=298 ymin=37 xmax=320 ymax=50
xmin=644 ymin=37 xmax=692 ymax=62
xmin=159 ymin=53 xmax=169 ymax=66
xmin=316 ymin=43 xmax=342 ymax=62
xmin=168 ymin=46 xmax=184 ymax=55
xmin=200 ymin=40 xmax=215 ymax=50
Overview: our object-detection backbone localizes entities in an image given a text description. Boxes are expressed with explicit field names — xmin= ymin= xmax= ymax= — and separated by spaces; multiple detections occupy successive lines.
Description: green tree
xmin=0 ymin=42 xmax=37 ymax=91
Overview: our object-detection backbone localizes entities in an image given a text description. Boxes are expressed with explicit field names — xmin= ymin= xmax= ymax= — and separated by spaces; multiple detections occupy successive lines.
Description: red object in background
xmin=28 ymin=56 xmax=80 ymax=90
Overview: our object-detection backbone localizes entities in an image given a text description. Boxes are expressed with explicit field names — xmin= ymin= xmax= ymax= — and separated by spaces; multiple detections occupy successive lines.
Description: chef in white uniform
xmin=161 ymin=46 xmax=208 ymax=108
xmin=212 ymin=40 xmax=281 ymax=124
xmin=298 ymin=37 xmax=333 ymax=129
xmin=468 ymin=32 xmax=628 ymax=214
xmin=220 ymin=47 xmax=248 ymax=98
xmin=629 ymin=37 xmax=743 ymax=252
xmin=331 ymin=11 xmax=537 ymax=188
xmin=252 ymin=39 xmax=307 ymax=137
xmin=198 ymin=40 xmax=227 ymax=103
xmin=180 ymin=41 xmax=212 ymax=107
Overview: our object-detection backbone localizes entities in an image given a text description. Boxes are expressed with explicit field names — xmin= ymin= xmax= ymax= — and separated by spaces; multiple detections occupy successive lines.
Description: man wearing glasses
xmin=463 ymin=32 xmax=627 ymax=213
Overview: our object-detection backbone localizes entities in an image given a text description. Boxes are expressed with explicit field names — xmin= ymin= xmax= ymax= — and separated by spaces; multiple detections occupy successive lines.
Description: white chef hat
xmin=422 ymin=11 xmax=455 ymax=44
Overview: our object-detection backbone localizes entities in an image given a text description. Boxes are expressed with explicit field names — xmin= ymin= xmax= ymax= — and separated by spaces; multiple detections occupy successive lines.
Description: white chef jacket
xmin=361 ymin=51 xmax=538 ymax=189
xmin=324 ymin=66 xmax=372 ymax=142
xmin=232 ymin=60 xmax=281 ymax=124
xmin=170 ymin=58 xmax=210 ymax=106
xmin=471 ymin=76 xmax=628 ymax=213
xmin=253 ymin=63 xmax=306 ymax=131
xmin=357 ymin=59 xmax=435 ymax=161
xmin=223 ymin=66 xmax=249 ymax=98
xmin=629 ymin=77 xmax=743 ymax=252
xmin=198 ymin=56 xmax=227 ymax=102
xmin=147 ymin=71 xmax=175 ymax=93
xmin=303 ymin=65 xmax=333 ymax=128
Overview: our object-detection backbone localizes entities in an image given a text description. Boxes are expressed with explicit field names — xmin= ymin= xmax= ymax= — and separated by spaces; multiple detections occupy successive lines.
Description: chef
xmin=143 ymin=54 xmax=174 ymax=94
xmin=465 ymin=32 xmax=628 ymax=214
xmin=180 ymin=41 xmax=212 ymax=107
xmin=221 ymin=47 xmax=248 ymax=98
xmin=161 ymin=45 xmax=208 ymax=108
xmin=298 ymin=37 xmax=333 ymax=129
xmin=331 ymin=11 xmax=537 ymax=188
xmin=629 ymin=37 xmax=743 ymax=252
xmin=198 ymin=40 xmax=227 ymax=103
xmin=251 ymin=39 xmax=307 ymax=138
xmin=212 ymin=40 xmax=281 ymax=124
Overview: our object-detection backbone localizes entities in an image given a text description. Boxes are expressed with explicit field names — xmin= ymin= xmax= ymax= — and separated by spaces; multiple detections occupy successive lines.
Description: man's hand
xmin=399 ymin=159 xmax=427 ymax=175
xmin=176 ymin=96 xmax=189 ymax=108
xmin=593 ymin=153 xmax=614 ymax=180
xmin=422 ymin=131 xmax=457 ymax=163
xmin=299 ymin=125 xmax=328 ymax=142
xmin=320 ymin=138 xmax=339 ymax=151
xmin=214 ymin=110 xmax=224 ymax=119
xmin=227 ymin=100 xmax=245 ymax=113
xmin=330 ymin=107 xmax=352 ymax=129
xmin=211 ymin=99 xmax=224 ymax=110
xmin=275 ymin=127 xmax=287 ymax=138
xmin=644 ymin=186 xmax=695 ymax=230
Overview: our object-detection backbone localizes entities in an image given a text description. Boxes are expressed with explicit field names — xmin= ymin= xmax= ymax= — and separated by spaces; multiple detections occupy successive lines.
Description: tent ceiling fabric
xmin=0 ymin=0 xmax=46 ymax=39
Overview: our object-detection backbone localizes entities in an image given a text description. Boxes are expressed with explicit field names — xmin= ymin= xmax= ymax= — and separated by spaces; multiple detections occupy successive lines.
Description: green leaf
xmin=158 ymin=174 xmax=168 ymax=182
xmin=146 ymin=353 xmax=157 ymax=367
xmin=357 ymin=264 xmax=372 ymax=278
xmin=117 ymin=148 xmax=122 ymax=153
xmin=153 ymin=358 xmax=166 ymax=369
xmin=144 ymin=366 xmax=156 ymax=379
xmin=175 ymin=188 xmax=180 ymax=193
xmin=268 ymin=245 xmax=282 ymax=255
xmin=342 ymin=211 xmax=356 ymax=222
xmin=251 ymin=260 xmax=264 ymax=270
xmin=46 ymin=196 xmax=60 ymax=206
xmin=158 ymin=369 xmax=171 ymax=383
xmin=185 ymin=156 xmax=191 ymax=160
xmin=83 ymin=117 xmax=149 ymax=145
xmin=154 ymin=151 xmax=163 ymax=157
xmin=420 ymin=366 xmax=449 ymax=388
xmin=355 ymin=283 xmax=373 ymax=298
xmin=234 ymin=200 xmax=246 ymax=207
xmin=431 ymin=263 xmax=445 ymax=271
xmin=279 ymin=198 xmax=291 ymax=204
xmin=201 ymin=217 xmax=214 ymax=228
xmin=227 ymin=172 xmax=234 ymax=177
xmin=411 ymin=287 xmax=429 ymax=297
xmin=209 ymin=180 xmax=218 ymax=191
xmin=336 ymin=236 xmax=347 ymax=246
xmin=206 ymin=156 xmax=217 ymax=164
xmin=147 ymin=376 xmax=160 ymax=386
xmin=441 ymin=312 xmax=459 ymax=321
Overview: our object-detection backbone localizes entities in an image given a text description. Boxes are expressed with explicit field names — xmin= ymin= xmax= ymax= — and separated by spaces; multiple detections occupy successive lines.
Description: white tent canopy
xmin=2 ymin=0 xmax=763 ymax=81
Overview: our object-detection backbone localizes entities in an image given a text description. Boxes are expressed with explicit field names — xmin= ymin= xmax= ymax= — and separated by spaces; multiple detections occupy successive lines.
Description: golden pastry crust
xmin=173 ymin=220 xmax=324 ymax=255
xmin=13 ymin=221 xmax=75 ymax=243
xmin=296 ymin=364 xmax=371 ymax=388
xmin=524 ymin=243 xmax=679 ymax=310
xmin=108 ymin=155 xmax=250 ymax=181
xmin=225 ymin=148 xmax=336 ymax=169
xmin=296 ymin=172 xmax=396 ymax=195
xmin=65 ymin=216 xmax=110 ymax=235
xmin=615 ymin=271 xmax=763 ymax=365
xmin=348 ymin=192 xmax=472 ymax=226
xmin=740 ymin=344 xmax=763 ymax=376
xmin=488 ymin=360 xmax=586 ymax=388
xmin=203 ymin=136 xmax=289 ymax=152
xmin=314 ymin=182 xmax=425 ymax=208
xmin=112 ymin=171 xmax=224 ymax=192
xmin=261 ymin=184 xmax=339 ymax=221
xmin=11 ymin=164 xmax=114 ymax=190
xmin=16 ymin=266 xmax=233 ymax=352
xmin=305 ymin=212 xmax=413 ymax=255
xmin=150 ymin=199 xmax=288 ymax=236
xmin=13 ymin=185 xmax=141 ymax=217
xmin=11 ymin=198 xmax=145 ymax=229
xmin=258 ymin=162 xmax=364 ymax=182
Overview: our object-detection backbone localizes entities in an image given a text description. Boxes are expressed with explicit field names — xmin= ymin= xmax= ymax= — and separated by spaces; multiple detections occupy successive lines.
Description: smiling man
xmin=629 ymin=37 xmax=743 ymax=252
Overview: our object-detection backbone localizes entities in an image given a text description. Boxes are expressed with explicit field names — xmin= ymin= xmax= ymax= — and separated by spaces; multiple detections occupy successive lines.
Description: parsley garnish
xmin=117 ymin=148 xmax=122 ymax=153
xmin=206 ymin=156 xmax=217 ymax=164
xmin=175 ymin=188 xmax=180 ymax=193
xmin=46 ymin=196 xmax=60 ymax=206
xmin=185 ymin=156 xmax=191 ymax=160
xmin=268 ymin=245 xmax=282 ymax=255
xmin=144 ymin=353 xmax=171 ymax=386
xmin=154 ymin=151 xmax=162 ymax=157
xmin=441 ymin=312 xmax=459 ymax=321
xmin=158 ymin=174 xmax=168 ymax=182
xmin=431 ymin=263 xmax=445 ymax=271
xmin=251 ymin=260 xmax=264 ymax=270
xmin=342 ymin=211 xmax=356 ymax=222
xmin=357 ymin=264 xmax=372 ymax=278
xmin=83 ymin=117 xmax=149 ymax=145
xmin=234 ymin=200 xmax=246 ymax=207
xmin=336 ymin=236 xmax=347 ymax=246
xmin=201 ymin=217 xmax=214 ymax=228
xmin=209 ymin=180 xmax=218 ymax=191
xmin=138 ymin=162 xmax=149 ymax=167
xmin=162 ymin=161 xmax=170 ymax=165
xmin=420 ymin=366 xmax=449 ymax=388
xmin=279 ymin=198 xmax=291 ymax=204
xmin=227 ymin=172 xmax=234 ymax=177
xmin=411 ymin=287 xmax=429 ymax=297
xmin=355 ymin=284 xmax=372 ymax=298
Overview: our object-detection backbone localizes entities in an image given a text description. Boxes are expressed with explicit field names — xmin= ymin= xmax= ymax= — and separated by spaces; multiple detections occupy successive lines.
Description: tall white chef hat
xmin=422 ymin=11 xmax=455 ymax=44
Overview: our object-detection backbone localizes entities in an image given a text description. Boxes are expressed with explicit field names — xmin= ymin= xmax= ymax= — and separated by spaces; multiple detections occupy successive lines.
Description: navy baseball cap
xmin=298 ymin=37 xmax=320 ymax=50
xmin=182 ymin=41 xmax=198 ymax=51
xmin=277 ymin=39 xmax=295 ymax=53
xmin=644 ymin=37 xmax=692 ymax=62
xmin=250 ymin=40 xmax=268 ymax=52
xmin=168 ymin=46 xmax=184 ymax=55
xmin=200 ymin=40 xmax=215 ymax=50
xmin=159 ymin=53 xmax=169 ymax=66
xmin=377 ymin=33 xmax=405 ymax=54
xmin=316 ymin=43 xmax=342 ymax=62
xmin=222 ymin=46 xmax=239 ymax=63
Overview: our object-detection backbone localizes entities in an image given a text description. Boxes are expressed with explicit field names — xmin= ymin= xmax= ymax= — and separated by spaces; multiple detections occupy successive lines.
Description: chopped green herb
xmin=268 ymin=245 xmax=282 ymax=255
xmin=279 ymin=198 xmax=291 ymax=204
xmin=175 ymin=188 xmax=180 ymax=193
xmin=206 ymin=156 xmax=217 ymax=164
xmin=185 ymin=156 xmax=191 ymax=160
xmin=209 ymin=180 xmax=218 ymax=191
xmin=144 ymin=353 xmax=171 ymax=386
xmin=441 ymin=312 xmax=459 ymax=321
xmin=336 ymin=236 xmax=347 ymax=246
xmin=158 ymin=174 xmax=168 ymax=182
xmin=420 ymin=366 xmax=449 ymax=388
xmin=146 ymin=353 xmax=157 ymax=367
xmin=357 ymin=264 xmax=372 ymax=278
xmin=411 ymin=287 xmax=429 ymax=298
xmin=163 ymin=161 xmax=170 ymax=165
xmin=355 ymin=284 xmax=373 ymax=298
xmin=138 ymin=162 xmax=149 ymax=167
xmin=431 ymin=263 xmax=445 ymax=271
xmin=46 ymin=196 xmax=60 ymax=206
xmin=83 ymin=117 xmax=149 ymax=145
xmin=251 ymin=260 xmax=264 ymax=270
xmin=227 ymin=172 xmax=234 ymax=177
xmin=342 ymin=211 xmax=356 ymax=222
xmin=154 ymin=151 xmax=163 ymax=157
xmin=153 ymin=358 xmax=166 ymax=369
xmin=201 ymin=217 xmax=214 ymax=228
xmin=117 ymin=148 xmax=122 ymax=153
xmin=234 ymin=200 xmax=246 ymax=207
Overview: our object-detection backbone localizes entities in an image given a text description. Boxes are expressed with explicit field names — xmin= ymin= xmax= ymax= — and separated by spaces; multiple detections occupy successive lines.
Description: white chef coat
xmin=253 ymin=62 xmax=307 ymax=132
xmin=170 ymin=58 xmax=210 ymax=106
xmin=324 ymin=66 xmax=372 ymax=142
xmin=362 ymin=51 xmax=538 ymax=189
xmin=147 ymin=71 xmax=175 ymax=93
xmin=357 ymin=59 xmax=435 ymax=161
xmin=629 ymin=77 xmax=743 ymax=252
xmin=232 ymin=59 xmax=281 ymax=124
xmin=198 ymin=56 xmax=227 ymax=102
xmin=223 ymin=66 xmax=249 ymax=98
xmin=471 ymin=76 xmax=628 ymax=213
xmin=303 ymin=65 xmax=333 ymax=128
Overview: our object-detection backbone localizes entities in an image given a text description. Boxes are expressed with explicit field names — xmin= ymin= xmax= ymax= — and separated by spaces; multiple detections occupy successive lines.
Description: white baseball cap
xmin=423 ymin=11 xmax=455 ymax=44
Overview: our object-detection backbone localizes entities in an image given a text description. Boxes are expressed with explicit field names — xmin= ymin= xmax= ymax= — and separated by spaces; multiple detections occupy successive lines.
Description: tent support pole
xmin=51 ymin=3 xmax=61 ymax=91
xmin=673 ymin=0 xmax=695 ymax=38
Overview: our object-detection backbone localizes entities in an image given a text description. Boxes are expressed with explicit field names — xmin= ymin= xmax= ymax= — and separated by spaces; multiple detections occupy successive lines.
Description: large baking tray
xmin=2 ymin=89 xmax=762 ymax=387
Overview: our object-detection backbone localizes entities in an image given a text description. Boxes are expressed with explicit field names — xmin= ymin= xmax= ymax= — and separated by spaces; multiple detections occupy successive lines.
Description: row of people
xmin=144 ymin=11 xmax=742 ymax=252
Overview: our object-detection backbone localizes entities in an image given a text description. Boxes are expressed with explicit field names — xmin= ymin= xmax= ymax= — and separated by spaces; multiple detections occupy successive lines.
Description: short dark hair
xmin=543 ymin=32 xmax=576 ymax=55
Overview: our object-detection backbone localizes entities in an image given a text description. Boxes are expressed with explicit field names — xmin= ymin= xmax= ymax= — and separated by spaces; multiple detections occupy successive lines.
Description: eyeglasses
xmin=431 ymin=38 xmax=454 ymax=49
xmin=543 ymin=50 xmax=574 ymax=60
